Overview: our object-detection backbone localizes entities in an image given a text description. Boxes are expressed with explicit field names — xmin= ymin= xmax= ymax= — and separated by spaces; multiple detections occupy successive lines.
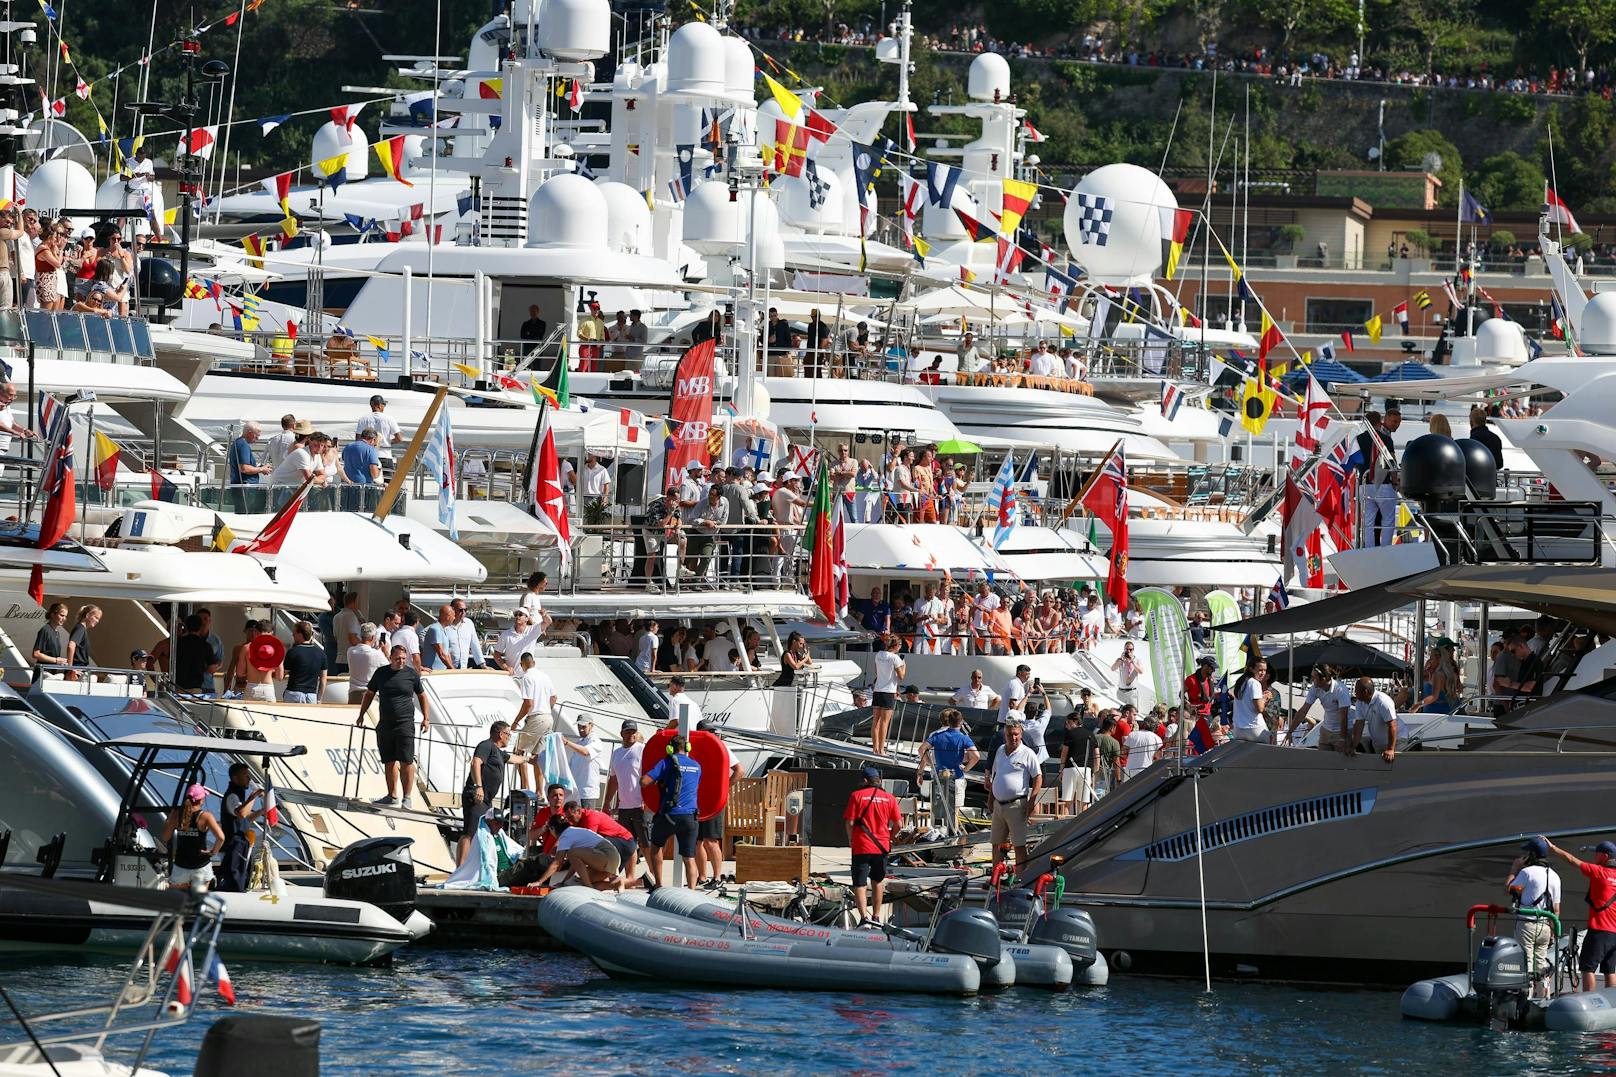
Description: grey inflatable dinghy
xmin=647 ymin=887 xmax=1066 ymax=989
xmin=538 ymin=888 xmax=987 ymax=995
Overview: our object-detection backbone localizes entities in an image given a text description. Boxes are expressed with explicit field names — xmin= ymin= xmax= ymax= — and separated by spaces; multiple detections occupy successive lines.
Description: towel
xmin=442 ymin=817 xmax=526 ymax=891
xmin=539 ymin=730 xmax=575 ymax=794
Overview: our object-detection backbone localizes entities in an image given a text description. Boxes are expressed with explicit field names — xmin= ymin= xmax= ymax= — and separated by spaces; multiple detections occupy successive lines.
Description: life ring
xmin=640 ymin=728 xmax=732 ymax=821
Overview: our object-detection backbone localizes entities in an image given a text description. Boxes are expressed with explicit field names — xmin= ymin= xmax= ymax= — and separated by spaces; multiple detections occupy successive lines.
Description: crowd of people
xmin=0 ymin=208 xmax=137 ymax=316
xmin=742 ymin=20 xmax=1616 ymax=101
xmin=225 ymin=397 xmax=404 ymax=512
xmin=852 ymin=579 xmax=1142 ymax=658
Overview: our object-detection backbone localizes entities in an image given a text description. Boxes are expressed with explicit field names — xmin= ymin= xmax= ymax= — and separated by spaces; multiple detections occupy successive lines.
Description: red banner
xmin=663 ymin=339 xmax=717 ymax=490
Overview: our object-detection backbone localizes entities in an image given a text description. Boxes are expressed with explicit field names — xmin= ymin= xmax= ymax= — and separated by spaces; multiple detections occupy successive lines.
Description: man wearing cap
xmin=551 ymin=716 xmax=610 ymax=809
xmin=1507 ymin=837 xmax=1563 ymax=998
xmin=604 ymin=722 xmax=650 ymax=865
xmin=355 ymin=394 xmax=402 ymax=471
xmin=988 ymin=719 xmax=1043 ymax=871
xmin=1543 ymin=836 xmax=1616 ymax=992
xmin=677 ymin=461 xmax=706 ymax=527
xmin=844 ymin=765 xmax=901 ymax=925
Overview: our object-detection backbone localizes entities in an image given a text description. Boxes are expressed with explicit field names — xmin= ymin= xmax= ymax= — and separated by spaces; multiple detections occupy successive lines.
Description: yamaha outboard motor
xmin=1029 ymin=906 xmax=1100 ymax=971
xmin=985 ymin=887 xmax=1040 ymax=937
xmin=928 ymin=907 xmax=1004 ymax=967
xmin=324 ymin=836 xmax=418 ymax=925
xmin=1471 ymin=934 xmax=1533 ymax=1029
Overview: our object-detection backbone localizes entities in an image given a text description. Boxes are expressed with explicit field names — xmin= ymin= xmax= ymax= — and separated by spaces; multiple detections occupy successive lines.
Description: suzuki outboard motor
xmin=1030 ymin=906 xmax=1100 ymax=970
xmin=324 ymin=836 xmax=418 ymax=925
xmin=1472 ymin=934 xmax=1533 ymax=1029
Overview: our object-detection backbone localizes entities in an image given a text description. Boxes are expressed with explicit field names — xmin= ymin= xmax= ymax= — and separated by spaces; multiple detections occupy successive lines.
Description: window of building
xmin=1305 ymin=298 xmax=1375 ymax=334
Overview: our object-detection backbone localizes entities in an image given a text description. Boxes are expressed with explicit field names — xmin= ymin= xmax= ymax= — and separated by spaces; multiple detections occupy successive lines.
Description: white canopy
xmin=841 ymin=523 xmax=1016 ymax=580
xmin=994 ymin=526 xmax=1110 ymax=581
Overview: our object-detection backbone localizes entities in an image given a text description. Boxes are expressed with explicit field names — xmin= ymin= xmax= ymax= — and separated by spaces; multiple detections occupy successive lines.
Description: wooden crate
xmin=734 ymin=843 xmax=811 ymax=884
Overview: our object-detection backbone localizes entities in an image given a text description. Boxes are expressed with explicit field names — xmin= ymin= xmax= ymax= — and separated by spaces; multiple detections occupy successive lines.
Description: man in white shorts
xmin=511 ymin=651 xmax=558 ymax=789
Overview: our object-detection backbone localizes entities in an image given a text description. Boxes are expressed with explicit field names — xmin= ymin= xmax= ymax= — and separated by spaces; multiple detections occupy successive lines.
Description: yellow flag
xmin=453 ymin=362 xmax=481 ymax=380
xmin=1365 ymin=313 xmax=1383 ymax=343
xmin=279 ymin=215 xmax=299 ymax=239
xmin=761 ymin=72 xmax=803 ymax=118
xmin=913 ymin=235 xmax=931 ymax=259
xmin=999 ymin=177 xmax=1036 ymax=236
xmin=315 ymin=151 xmax=349 ymax=178
xmin=1301 ymin=350 xmax=1313 ymax=365
xmin=1240 ymin=373 xmax=1276 ymax=435
xmin=1396 ymin=501 xmax=1412 ymax=529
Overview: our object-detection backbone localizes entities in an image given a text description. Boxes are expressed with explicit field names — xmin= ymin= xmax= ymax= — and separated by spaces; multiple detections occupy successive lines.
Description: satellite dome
xmin=1063 ymin=163 xmax=1177 ymax=285
xmin=525 ymin=173 xmax=607 ymax=250
xmin=29 ymin=158 xmax=95 ymax=218
xmin=682 ymin=180 xmax=742 ymax=254
xmin=1580 ymin=292 xmax=1616 ymax=355
xmin=744 ymin=195 xmax=785 ymax=270
xmin=595 ymin=180 xmax=652 ymax=253
xmin=533 ymin=0 xmax=609 ymax=61
xmin=666 ymin=21 xmax=725 ymax=98
xmin=1473 ymin=316 xmax=1528 ymax=363
xmin=722 ymin=36 xmax=755 ymax=104
xmin=1401 ymin=434 xmax=1467 ymax=501
xmin=311 ymin=121 xmax=369 ymax=183
xmin=1454 ymin=438 xmax=1499 ymax=498
xmin=779 ymin=167 xmax=844 ymax=233
xmin=967 ymin=53 xmax=1011 ymax=102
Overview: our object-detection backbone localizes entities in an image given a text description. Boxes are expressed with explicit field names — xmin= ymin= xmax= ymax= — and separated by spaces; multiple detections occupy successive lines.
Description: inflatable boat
xmin=539 ymin=888 xmax=990 ymax=995
xmin=1401 ymin=904 xmax=1616 ymax=1031
xmin=645 ymin=886 xmax=1069 ymax=989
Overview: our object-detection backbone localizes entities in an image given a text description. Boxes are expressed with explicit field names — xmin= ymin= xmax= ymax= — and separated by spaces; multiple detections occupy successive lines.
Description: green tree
xmin=1469 ymin=152 xmax=1547 ymax=211
xmin=1534 ymin=0 xmax=1616 ymax=75
xmin=1399 ymin=0 xmax=1471 ymax=77
xmin=1245 ymin=0 xmax=1357 ymax=54
xmin=1385 ymin=129 xmax=1463 ymax=205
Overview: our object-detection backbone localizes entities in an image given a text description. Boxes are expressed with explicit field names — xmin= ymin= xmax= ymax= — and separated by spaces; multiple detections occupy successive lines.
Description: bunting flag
xmin=898 ymin=171 xmax=923 ymax=243
xmin=850 ymin=141 xmax=880 ymax=229
xmin=1160 ymin=206 xmax=1194 ymax=281
xmin=1023 ymin=119 xmax=1048 ymax=143
xmin=1240 ymin=358 xmax=1276 ymax=435
xmin=1340 ymin=330 xmax=1356 ymax=353
xmin=330 ymin=102 xmax=365 ymax=130
xmin=769 ymin=120 xmax=810 ymax=177
xmin=478 ymin=78 xmax=503 ymax=100
xmin=92 ymin=431 xmax=120 ymax=491
xmin=1292 ymin=372 xmax=1333 ymax=466
xmin=73 ymin=77 xmax=88 ymax=100
xmin=953 ymin=208 xmax=997 ymax=243
xmin=375 ymin=136 xmax=412 ymax=186
xmin=761 ymin=71 xmax=803 ymax=117
xmin=178 ymin=125 xmax=218 ymax=160
xmin=207 ymin=952 xmax=236 ymax=1006
xmin=236 ymin=478 xmax=310 ymax=556
xmin=262 ymin=171 xmax=292 ymax=215
xmin=675 ymin=143 xmax=695 ymax=197
xmin=149 ymin=467 xmax=178 ymax=502
xmin=368 ymin=335 xmax=390 ymax=363
xmin=999 ymin=178 xmax=1036 ymax=237
xmin=904 ymin=111 xmax=915 ymax=152
xmin=1364 ymin=313 xmax=1383 ymax=344
xmin=209 ymin=514 xmax=236 ymax=553
xmin=992 ymin=236 xmax=1024 ymax=284
xmin=804 ymin=107 xmax=836 ymax=143
xmin=1160 ymin=381 xmax=1185 ymax=422
xmin=911 ymin=235 xmax=929 ymax=266
xmin=259 ymin=114 xmax=289 ymax=135
xmin=162 ymin=925 xmax=193 ymax=1009
xmin=314 ymin=150 xmax=350 ymax=185
xmin=279 ymin=215 xmax=299 ymax=241
xmin=239 ymin=293 xmax=263 ymax=331
xmin=567 ymin=78 xmax=584 ymax=111
xmin=1280 ymin=475 xmax=1323 ymax=584
xmin=1268 ymin=576 xmax=1289 ymax=610
xmin=241 ymin=233 xmax=265 ymax=268
xmin=1413 ymin=289 xmax=1432 ymax=310
xmin=1078 ymin=442 xmax=1129 ymax=608
xmin=1393 ymin=301 xmax=1410 ymax=334
xmin=1258 ymin=311 xmax=1283 ymax=362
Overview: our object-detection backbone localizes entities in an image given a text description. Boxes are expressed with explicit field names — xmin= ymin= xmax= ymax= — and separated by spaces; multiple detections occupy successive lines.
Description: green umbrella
xmin=934 ymin=438 xmax=982 ymax=454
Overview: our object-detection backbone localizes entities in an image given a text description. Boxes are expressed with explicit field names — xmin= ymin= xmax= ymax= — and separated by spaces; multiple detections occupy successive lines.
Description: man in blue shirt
xmin=421 ymin=604 xmax=456 ymax=670
xmin=916 ymin=707 xmax=980 ymax=837
xmin=340 ymin=428 xmax=382 ymax=511
xmin=641 ymin=737 xmax=701 ymax=888
xmin=229 ymin=421 xmax=268 ymax=512
xmin=855 ymin=585 xmax=891 ymax=637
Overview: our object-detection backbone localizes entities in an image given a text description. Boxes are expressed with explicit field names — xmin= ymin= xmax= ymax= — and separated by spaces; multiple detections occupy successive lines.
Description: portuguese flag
xmin=805 ymin=459 xmax=837 ymax=621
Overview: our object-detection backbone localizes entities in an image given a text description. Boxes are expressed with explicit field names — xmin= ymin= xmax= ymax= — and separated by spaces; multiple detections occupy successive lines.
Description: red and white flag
xmin=236 ymin=477 xmax=310 ymax=557
xmin=330 ymin=102 xmax=366 ymax=131
xmin=179 ymin=125 xmax=219 ymax=160
xmin=1023 ymin=119 xmax=1048 ymax=143
xmin=73 ymin=78 xmax=89 ymax=100
xmin=162 ymin=925 xmax=194 ymax=1007
xmin=1281 ymin=474 xmax=1323 ymax=584
xmin=1393 ymin=300 xmax=1410 ymax=334
xmin=567 ymin=78 xmax=584 ymax=112
xmin=1291 ymin=371 xmax=1333 ymax=465
xmin=618 ymin=408 xmax=641 ymax=444
xmin=527 ymin=404 xmax=573 ymax=575
xmin=208 ymin=952 xmax=236 ymax=1006
xmin=1545 ymin=187 xmax=1582 ymax=234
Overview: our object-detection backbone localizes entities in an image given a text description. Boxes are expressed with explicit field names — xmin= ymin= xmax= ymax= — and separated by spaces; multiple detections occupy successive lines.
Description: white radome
xmin=967 ymin=53 xmax=1011 ymax=102
xmin=311 ymin=121 xmax=369 ymax=183
xmin=29 ymin=158 xmax=96 ymax=220
xmin=682 ymin=180 xmax=744 ymax=254
xmin=532 ymin=0 xmax=610 ymax=61
xmin=722 ymin=36 xmax=756 ymax=104
xmin=1473 ymin=316 xmax=1529 ymax=363
xmin=1063 ymin=162 xmax=1178 ymax=285
xmin=665 ymin=21 xmax=726 ymax=98
xmin=594 ymin=180 xmax=653 ymax=254
xmin=1580 ymin=292 xmax=1616 ymax=355
xmin=525 ymin=173 xmax=608 ymax=250
xmin=779 ymin=167 xmax=844 ymax=233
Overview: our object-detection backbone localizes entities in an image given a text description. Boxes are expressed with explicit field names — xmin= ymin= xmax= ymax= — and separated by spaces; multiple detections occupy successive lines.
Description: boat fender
xmin=1111 ymin=950 xmax=1132 ymax=972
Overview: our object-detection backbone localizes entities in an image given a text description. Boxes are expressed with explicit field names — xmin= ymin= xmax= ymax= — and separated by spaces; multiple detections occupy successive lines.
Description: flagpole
xmin=1060 ymin=437 xmax=1123 ymax=524
xmin=1454 ymin=177 xmax=1463 ymax=275
xmin=213 ymin=0 xmax=248 ymax=226
xmin=372 ymin=385 xmax=448 ymax=521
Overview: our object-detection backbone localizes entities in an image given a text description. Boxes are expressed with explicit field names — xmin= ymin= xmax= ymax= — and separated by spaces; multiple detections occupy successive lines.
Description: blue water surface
xmin=5 ymin=948 xmax=1616 ymax=1075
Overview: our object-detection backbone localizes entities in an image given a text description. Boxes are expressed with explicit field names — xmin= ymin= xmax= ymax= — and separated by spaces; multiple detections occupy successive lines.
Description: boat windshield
xmin=55 ymin=694 xmax=234 ymax=806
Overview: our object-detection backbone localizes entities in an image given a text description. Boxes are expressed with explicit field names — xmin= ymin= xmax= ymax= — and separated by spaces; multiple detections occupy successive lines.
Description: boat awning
xmin=842 ymin=523 xmax=1016 ymax=579
xmin=448 ymin=588 xmax=825 ymax=622
xmin=995 ymin=527 xmax=1110 ymax=581
xmin=1218 ymin=563 xmax=1616 ymax=636
xmin=100 ymin=732 xmax=308 ymax=756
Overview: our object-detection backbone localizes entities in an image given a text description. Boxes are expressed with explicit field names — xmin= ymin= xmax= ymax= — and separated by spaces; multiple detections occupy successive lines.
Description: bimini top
xmin=841 ymin=523 xmax=1016 ymax=580
xmin=100 ymin=731 xmax=308 ymax=757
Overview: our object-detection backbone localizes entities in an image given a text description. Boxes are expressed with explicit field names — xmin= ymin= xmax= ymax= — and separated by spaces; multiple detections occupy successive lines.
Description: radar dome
xmin=94 ymin=174 xmax=137 ymax=211
xmin=779 ymin=167 xmax=844 ymax=233
xmin=666 ymin=21 xmax=726 ymax=98
xmin=595 ymin=180 xmax=652 ymax=253
xmin=743 ymin=194 xmax=785 ymax=270
xmin=311 ymin=121 xmax=369 ymax=183
xmin=1454 ymin=438 xmax=1499 ymax=498
xmin=533 ymin=0 xmax=609 ymax=61
xmin=722 ymin=36 xmax=755 ymax=104
xmin=1063 ymin=162 xmax=1177 ymax=285
xmin=1580 ymin=292 xmax=1616 ymax=355
xmin=1401 ymin=434 xmax=1467 ymax=502
xmin=967 ymin=53 xmax=1011 ymax=102
xmin=682 ymin=180 xmax=743 ymax=254
xmin=525 ymin=173 xmax=607 ymax=250
xmin=1474 ymin=316 xmax=1528 ymax=363
xmin=29 ymin=159 xmax=95 ymax=223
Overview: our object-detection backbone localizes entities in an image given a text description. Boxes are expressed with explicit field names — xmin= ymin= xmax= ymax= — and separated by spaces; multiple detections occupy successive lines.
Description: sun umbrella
xmin=1262 ymin=636 xmax=1411 ymax=681
xmin=934 ymin=438 xmax=982 ymax=454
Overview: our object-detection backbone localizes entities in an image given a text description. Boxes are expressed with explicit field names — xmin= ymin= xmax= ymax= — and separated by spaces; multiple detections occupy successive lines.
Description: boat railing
xmin=177 ymin=481 xmax=409 ymax=516
xmin=558 ymin=521 xmax=805 ymax=596
xmin=4 ymin=308 xmax=156 ymax=368
xmin=1417 ymin=500 xmax=1606 ymax=566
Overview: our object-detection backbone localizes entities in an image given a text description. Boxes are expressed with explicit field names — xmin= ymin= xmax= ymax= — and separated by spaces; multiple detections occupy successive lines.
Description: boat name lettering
xmin=2 ymin=604 xmax=44 ymax=622
xmin=326 ymin=747 xmax=387 ymax=777
xmin=677 ymin=376 xmax=712 ymax=398
xmin=576 ymin=684 xmax=628 ymax=705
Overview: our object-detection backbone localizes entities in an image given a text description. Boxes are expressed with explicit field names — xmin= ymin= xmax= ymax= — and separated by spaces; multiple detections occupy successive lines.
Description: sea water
xmin=3 ymin=949 xmax=1611 ymax=1075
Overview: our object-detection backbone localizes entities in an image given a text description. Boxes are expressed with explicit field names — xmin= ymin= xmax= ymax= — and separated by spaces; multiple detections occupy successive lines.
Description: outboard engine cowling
xmin=929 ymin=907 xmax=1003 ymax=966
xmin=324 ymin=836 xmax=418 ymax=925
xmin=985 ymin=887 xmax=1040 ymax=934
xmin=1029 ymin=906 xmax=1100 ymax=970
xmin=1472 ymin=934 xmax=1533 ymax=1029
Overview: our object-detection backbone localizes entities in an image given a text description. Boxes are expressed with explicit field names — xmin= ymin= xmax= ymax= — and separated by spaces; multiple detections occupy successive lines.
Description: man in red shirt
xmin=1545 ymin=836 xmax=1616 ymax=992
xmin=844 ymin=765 xmax=900 ymax=927
xmin=526 ymin=783 xmax=570 ymax=855
xmin=565 ymin=801 xmax=641 ymax=886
